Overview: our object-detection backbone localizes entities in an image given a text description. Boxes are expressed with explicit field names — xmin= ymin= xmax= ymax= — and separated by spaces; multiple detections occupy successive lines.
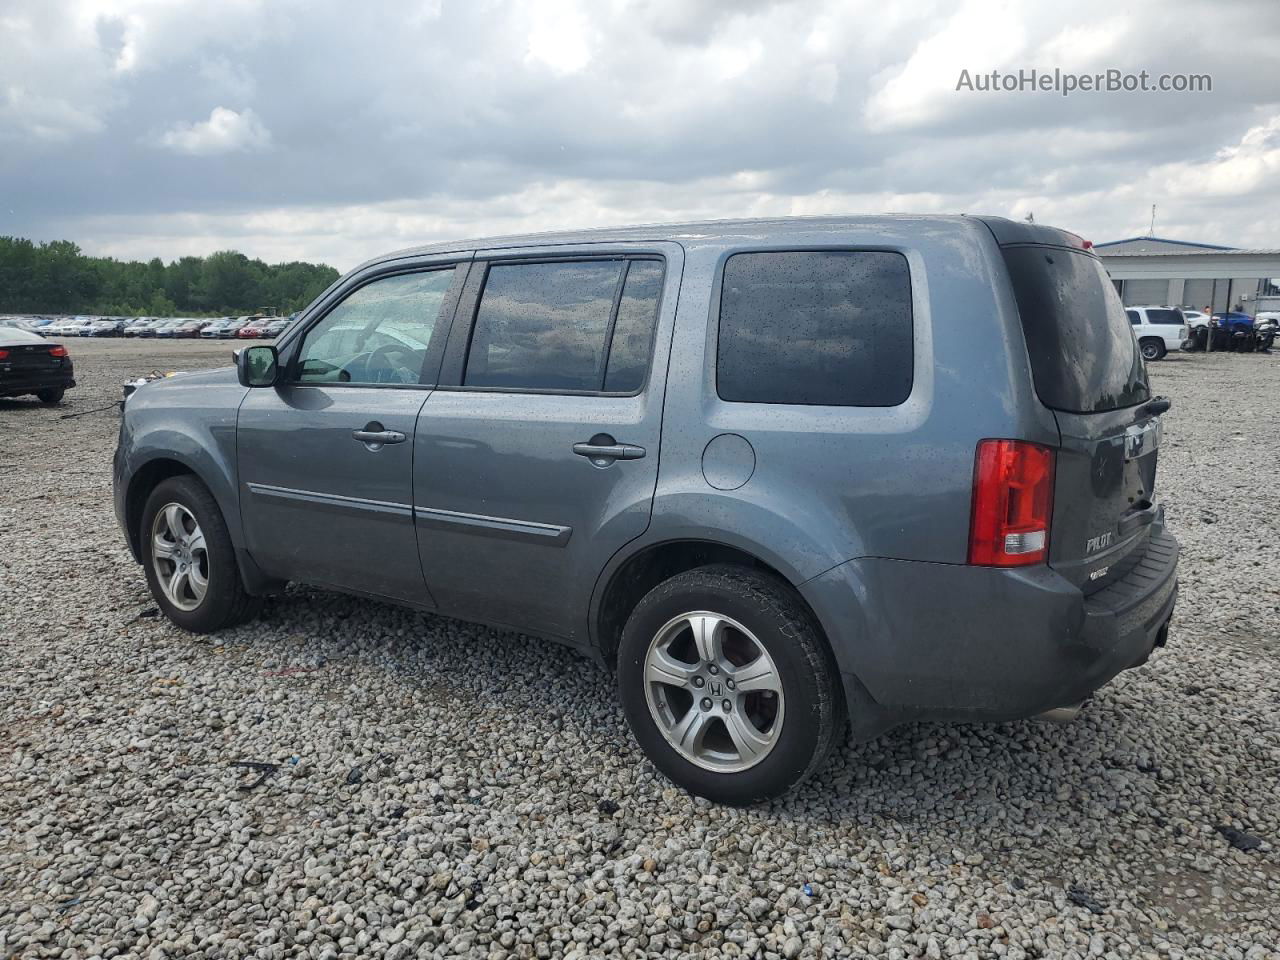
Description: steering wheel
xmin=365 ymin=343 xmax=414 ymax=384
xmin=299 ymin=358 xmax=350 ymax=382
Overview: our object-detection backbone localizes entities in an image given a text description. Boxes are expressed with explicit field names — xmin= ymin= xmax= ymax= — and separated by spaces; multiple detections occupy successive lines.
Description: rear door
xmin=412 ymin=244 xmax=681 ymax=643
xmin=1001 ymin=243 xmax=1164 ymax=592
xmin=238 ymin=258 xmax=467 ymax=604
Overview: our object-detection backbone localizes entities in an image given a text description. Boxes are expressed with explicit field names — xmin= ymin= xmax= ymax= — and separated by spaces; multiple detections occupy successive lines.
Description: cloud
xmin=3 ymin=0 xmax=1280 ymax=267
xmin=1 ymin=85 xmax=105 ymax=142
xmin=524 ymin=0 xmax=594 ymax=75
xmin=157 ymin=107 xmax=271 ymax=155
xmin=1162 ymin=116 xmax=1280 ymax=198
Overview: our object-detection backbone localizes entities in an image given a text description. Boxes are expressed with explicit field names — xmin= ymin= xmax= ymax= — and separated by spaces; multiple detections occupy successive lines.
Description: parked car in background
xmin=1213 ymin=312 xmax=1259 ymax=351
xmin=87 ymin=318 xmax=129 ymax=337
xmin=153 ymin=320 xmax=186 ymax=338
xmin=2 ymin=315 xmax=52 ymax=329
xmin=1124 ymin=306 xmax=1187 ymax=360
xmin=54 ymin=318 xmax=96 ymax=337
xmin=173 ymin=319 xmax=211 ymax=338
xmin=1181 ymin=310 xmax=1209 ymax=328
xmin=263 ymin=319 xmax=292 ymax=338
xmin=237 ymin=319 xmax=272 ymax=338
xmin=114 ymin=215 xmax=1179 ymax=804
xmin=1 ymin=326 xmax=75 ymax=403
xmin=124 ymin=319 xmax=156 ymax=337
xmin=217 ymin=318 xmax=253 ymax=338
xmin=200 ymin=319 xmax=234 ymax=339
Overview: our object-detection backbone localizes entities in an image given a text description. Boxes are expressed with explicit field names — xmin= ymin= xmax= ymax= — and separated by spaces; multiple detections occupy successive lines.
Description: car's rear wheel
xmin=617 ymin=564 xmax=844 ymax=805
xmin=1140 ymin=338 xmax=1166 ymax=361
xmin=36 ymin=388 xmax=64 ymax=404
xmin=140 ymin=475 xmax=261 ymax=633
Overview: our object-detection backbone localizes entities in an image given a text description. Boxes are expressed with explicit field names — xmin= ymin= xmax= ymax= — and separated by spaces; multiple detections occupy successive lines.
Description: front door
xmin=413 ymin=247 xmax=680 ymax=642
xmin=238 ymin=262 xmax=466 ymax=604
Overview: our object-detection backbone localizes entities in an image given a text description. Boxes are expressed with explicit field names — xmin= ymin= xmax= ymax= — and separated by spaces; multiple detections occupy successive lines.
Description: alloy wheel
xmin=642 ymin=611 xmax=785 ymax=772
xmin=150 ymin=502 xmax=209 ymax=611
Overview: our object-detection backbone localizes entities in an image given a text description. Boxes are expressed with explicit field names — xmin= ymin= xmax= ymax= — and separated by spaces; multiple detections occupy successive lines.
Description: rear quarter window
xmin=716 ymin=250 xmax=913 ymax=406
xmin=1002 ymin=246 xmax=1150 ymax=414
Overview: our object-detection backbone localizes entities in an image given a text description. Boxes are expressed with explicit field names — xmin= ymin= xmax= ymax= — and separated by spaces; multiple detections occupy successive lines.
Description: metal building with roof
xmin=1095 ymin=236 xmax=1280 ymax=315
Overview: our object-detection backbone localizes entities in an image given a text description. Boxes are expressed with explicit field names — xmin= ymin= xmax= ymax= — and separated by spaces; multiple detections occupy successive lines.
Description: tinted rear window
xmin=717 ymin=251 xmax=913 ymax=406
xmin=1002 ymin=246 xmax=1149 ymax=414
xmin=604 ymin=261 xmax=663 ymax=392
xmin=465 ymin=260 xmax=623 ymax=391
xmin=1145 ymin=309 xmax=1184 ymax=325
xmin=464 ymin=258 xmax=664 ymax=393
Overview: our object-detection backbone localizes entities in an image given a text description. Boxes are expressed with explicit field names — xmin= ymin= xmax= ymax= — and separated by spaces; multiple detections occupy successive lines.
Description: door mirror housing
xmin=237 ymin=344 xmax=279 ymax=387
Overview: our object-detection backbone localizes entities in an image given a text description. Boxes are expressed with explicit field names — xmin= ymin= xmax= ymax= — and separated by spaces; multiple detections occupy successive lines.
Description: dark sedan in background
xmin=0 ymin=327 xmax=76 ymax=404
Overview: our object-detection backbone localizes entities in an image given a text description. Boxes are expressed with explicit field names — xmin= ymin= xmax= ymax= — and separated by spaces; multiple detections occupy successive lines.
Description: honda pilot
xmin=113 ymin=216 xmax=1178 ymax=804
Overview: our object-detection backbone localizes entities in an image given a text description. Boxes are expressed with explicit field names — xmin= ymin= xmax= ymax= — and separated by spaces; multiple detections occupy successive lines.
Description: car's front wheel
xmin=617 ymin=564 xmax=844 ymax=805
xmin=140 ymin=475 xmax=261 ymax=633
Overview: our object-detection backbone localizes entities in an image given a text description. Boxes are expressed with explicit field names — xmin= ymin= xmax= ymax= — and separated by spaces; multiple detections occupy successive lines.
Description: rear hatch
xmin=998 ymin=238 xmax=1164 ymax=594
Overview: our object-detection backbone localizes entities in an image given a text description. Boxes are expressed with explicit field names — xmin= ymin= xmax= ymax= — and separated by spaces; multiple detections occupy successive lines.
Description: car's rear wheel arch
xmin=595 ymin=539 xmax=826 ymax=666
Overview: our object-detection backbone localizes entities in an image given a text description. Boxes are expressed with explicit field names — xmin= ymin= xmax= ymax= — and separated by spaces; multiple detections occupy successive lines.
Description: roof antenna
xmin=1149 ymin=204 xmax=1156 ymax=236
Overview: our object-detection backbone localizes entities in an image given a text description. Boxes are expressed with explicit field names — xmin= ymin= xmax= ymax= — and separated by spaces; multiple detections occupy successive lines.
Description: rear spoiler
xmin=968 ymin=215 xmax=1093 ymax=253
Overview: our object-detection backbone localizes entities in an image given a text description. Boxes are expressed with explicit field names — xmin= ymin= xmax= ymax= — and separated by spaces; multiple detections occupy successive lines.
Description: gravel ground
xmin=2 ymin=341 xmax=1278 ymax=960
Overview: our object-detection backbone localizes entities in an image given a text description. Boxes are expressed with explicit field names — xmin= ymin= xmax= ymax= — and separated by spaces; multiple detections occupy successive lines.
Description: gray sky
xmin=3 ymin=0 xmax=1279 ymax=270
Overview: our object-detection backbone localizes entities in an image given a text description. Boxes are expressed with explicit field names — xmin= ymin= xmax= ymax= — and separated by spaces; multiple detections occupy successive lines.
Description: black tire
xmin=140 ymin=475 xmax=261 ymax=633
xmin=617 ymin=564 xmax=844 ymax=805
xmin=36 ymin=388 xmax=65 ymax=404
xmin=1140 ymin=338 xmax=1166 ymax=361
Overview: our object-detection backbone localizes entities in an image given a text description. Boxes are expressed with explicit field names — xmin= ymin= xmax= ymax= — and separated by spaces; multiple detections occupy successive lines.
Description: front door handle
xmin=573 ymin=437 xmax=646 ymax=464
xmin=352 ymin=422 xmax=406 ymax=448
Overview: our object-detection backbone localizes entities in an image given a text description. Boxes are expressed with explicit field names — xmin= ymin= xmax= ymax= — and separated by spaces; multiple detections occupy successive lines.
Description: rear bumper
xmin=800 ymin=524 xmax=1178 ymax=740
xmin=1 ymin=372 xmax=76 ymax=397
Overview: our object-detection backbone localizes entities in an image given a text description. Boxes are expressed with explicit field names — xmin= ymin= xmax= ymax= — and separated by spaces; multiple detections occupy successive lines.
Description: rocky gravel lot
xmin=2 ymin=340 xmax=1278 ymax=960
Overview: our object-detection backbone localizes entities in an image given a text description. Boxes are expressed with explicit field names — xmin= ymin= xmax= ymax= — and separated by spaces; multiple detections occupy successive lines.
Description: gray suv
xmin=113 ymin=216 xmax=1178 ymax=804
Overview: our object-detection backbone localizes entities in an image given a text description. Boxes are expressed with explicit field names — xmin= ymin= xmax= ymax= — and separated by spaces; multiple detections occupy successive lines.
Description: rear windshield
xmin=1002 ymin=246 xmax=1149 ymax=414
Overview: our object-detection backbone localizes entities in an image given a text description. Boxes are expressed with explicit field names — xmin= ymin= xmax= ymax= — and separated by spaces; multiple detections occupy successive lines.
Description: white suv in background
xmin=1125 ymin=306 xmax=1188 ymax=360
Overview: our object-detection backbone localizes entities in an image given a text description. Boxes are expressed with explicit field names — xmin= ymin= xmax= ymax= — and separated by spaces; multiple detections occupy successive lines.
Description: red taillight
xmin=48 ymin=345 xmax=69 ymax=357
xmin=0 ymin=349 xmax=8 ymax=360
xmin=968 ymin=439 xmax=1055 ymax=567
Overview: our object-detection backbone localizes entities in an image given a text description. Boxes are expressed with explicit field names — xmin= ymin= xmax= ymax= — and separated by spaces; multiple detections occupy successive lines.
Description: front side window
xmin=717 ymin=251 xmax=914 ymax=406
xmin=296 ymin=268 xmax=455 ymax=385
xmin=464 ymin=258 xmax=664 ymax=392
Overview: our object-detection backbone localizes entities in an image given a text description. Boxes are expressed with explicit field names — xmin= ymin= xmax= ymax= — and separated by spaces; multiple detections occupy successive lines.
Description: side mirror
xmin=237 ymin=344 xmax=279 ymax=387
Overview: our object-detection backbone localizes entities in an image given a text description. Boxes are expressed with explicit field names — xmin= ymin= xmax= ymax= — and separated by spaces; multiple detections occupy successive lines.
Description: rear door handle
xmin=573 ymin=440 xmax=646 ymax=463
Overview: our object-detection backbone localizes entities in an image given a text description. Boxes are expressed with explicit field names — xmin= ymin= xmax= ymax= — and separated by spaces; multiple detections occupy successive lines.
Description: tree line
xmin=0 ymin=236 xmax=341 ymax=318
